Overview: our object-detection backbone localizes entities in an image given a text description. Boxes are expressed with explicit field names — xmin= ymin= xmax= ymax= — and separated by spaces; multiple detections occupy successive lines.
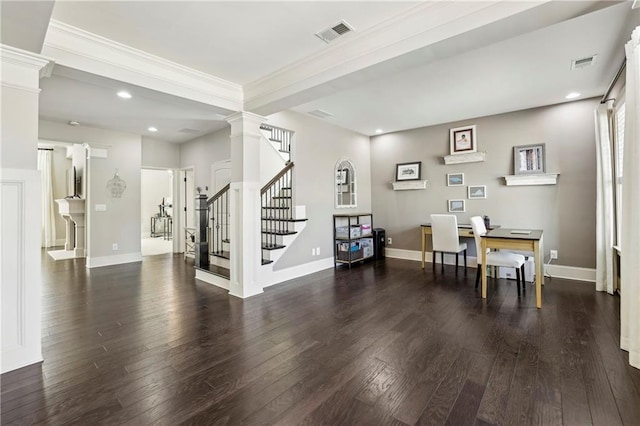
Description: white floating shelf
xmin=503 ymin=173 xmax=559 ymax=186
xmin=392 ymin=180 xmax=428 ymax=191
xmin=443 ymin=151 xmax=486 ymax=165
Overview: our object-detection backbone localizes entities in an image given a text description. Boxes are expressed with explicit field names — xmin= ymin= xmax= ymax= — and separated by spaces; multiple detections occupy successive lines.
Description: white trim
xmin=0 ymin=82 xmax=42 ymax=94
xmin=55 ymin=238 xmax=66 ymax=247
xmin=0 ymin=44 xmax=54 ymax=75
xmin=195 ymin=269 xmax=230 ymax=291
xmin=546 ymin=264 xmax=596 ymax=282
xmin=1 ymin=169 xmax=43 ymax=373
xmin=385 ymin=248 xmax=595 ymax=282
xmin=86 ymin=252 xmax=142 ymax=268
xmin=503 ymin=174 xmax=559 ymax=186
xmin=261 ymin=257 xmax=335 ymax=289
xmin=392 ymin=180 xmax=428 ymax=190
xmin=443 ymin=152 xmax=486 ymax=165
xmin=42 ymin=21 xmax=242 ymax=111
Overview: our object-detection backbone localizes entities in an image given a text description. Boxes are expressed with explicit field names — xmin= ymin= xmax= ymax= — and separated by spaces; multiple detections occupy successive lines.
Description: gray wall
xmin=179 ymin=127 xmax=231 ymax=193
xmin=40 ymin=120 xmax=142 ymax=259
xmin=371 ymin=98 xmax=598 ymax=268
xmin=142 ymin=137 xmax=180 ymax=169
xmin=266 ymin=110 xmax=372 ymax=269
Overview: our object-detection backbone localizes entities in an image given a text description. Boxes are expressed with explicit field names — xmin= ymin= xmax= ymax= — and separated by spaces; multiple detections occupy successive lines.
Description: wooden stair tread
xmin=261 ymin=259 xmax=273 ymax=265
xmin=262 ymin=243 xmax=285 ymax=250
xmin=261 ymin=229 xmax=297 ymax=236
xmin=261 ymin=217 xmax=308 ymax=222
xmin=211 ymin=250 xmax=230 ymax=260
xmin=262 ymin=206 xmax=290 ymax=210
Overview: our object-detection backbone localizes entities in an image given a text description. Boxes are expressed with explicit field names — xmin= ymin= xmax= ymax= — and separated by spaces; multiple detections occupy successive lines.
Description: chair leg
xmin=464 ymin=249 xmax=467 ymax=274
xmin=516 ymin=268 xmax=521 ymax=296
xmin=441 ymin=252 xmax=444 ymax=271
xmin=521 ymin=264 xmax=526 ymax=290
xmin=432 ymin=251 xmax=436 ymax=271
xmin=475 ymin=265 xmax=481 ymax=289
xmin=455 ymin=252 xmax=459 ymax=274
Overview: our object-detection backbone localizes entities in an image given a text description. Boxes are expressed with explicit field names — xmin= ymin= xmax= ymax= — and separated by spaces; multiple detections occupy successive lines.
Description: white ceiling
xmin=4 ymin=1 xmax=633 ymax=143
xmin=292 ymin=2 xmax=632 ymax=135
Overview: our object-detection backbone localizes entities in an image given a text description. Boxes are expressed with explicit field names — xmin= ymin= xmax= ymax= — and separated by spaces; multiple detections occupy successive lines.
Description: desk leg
xmin=534 ymin=237 xmax=543 ymax=308
xmin=481 ymin=238 xmax=488 ymax=299
xmin=421 ymin=229 xmax=426 ymax=269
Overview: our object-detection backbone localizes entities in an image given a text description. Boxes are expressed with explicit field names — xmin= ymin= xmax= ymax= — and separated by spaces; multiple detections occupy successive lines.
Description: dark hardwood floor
xmin=2 ymin=252 xmax=640 ymax=425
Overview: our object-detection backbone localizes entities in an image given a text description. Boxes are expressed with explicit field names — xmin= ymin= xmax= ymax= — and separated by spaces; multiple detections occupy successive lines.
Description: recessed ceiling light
xmin=566 ymin=92 xmax=581 ymax=99
xmin=375 ymin=129 xmax=383 ymax=134
xmin=148 ymin=126 xmax=158 ymax=132
xmin=68 ymin=120 xmax=80 ymax=126
xmin=117 ymin=91 xmax=132 ymax=99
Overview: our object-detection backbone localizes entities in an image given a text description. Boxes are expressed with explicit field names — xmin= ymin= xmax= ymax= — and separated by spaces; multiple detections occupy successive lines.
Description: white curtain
xmin=37 ymin=149 xmax=57 ymax=248
xmin=621 ymin=26 xmax=640 ymax=370
xmin=594 ymin=101 xmax=615 ymax=294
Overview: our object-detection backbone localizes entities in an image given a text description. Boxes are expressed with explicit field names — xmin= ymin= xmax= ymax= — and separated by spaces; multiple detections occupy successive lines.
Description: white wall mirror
xmin=514 ymin=143 xmax=546 ymax=175
xmin=335 ymin=159 xmax=357 ymax=208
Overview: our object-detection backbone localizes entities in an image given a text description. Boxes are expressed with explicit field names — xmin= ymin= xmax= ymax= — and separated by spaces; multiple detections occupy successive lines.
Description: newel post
xmin=195 ymin=193 xmax=209 ymax=269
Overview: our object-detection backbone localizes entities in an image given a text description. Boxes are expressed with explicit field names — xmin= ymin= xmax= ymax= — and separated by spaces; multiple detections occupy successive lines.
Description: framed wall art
xmin=448 ymin=199 xmax=466 ymax=213
xmin=468 ymin=185 xmax=487 ymax=199
xmin=395 ymin=162 xmax=422 ymax=181
xmin=447 ymin=173 xmax=464 ymax=186
xmin=449 ymin=125 xmax=477 ymax=155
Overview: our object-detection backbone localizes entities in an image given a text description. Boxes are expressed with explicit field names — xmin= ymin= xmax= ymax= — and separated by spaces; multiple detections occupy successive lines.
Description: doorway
xmin=141 ymin=168 xmax=174 ymax=256
xmin=180 ymin=168 xmax=195 ymax=258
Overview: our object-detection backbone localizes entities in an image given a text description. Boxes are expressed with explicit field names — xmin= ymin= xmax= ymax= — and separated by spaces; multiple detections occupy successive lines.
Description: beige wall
xmin=370 ymin=98 xmax=598 ymax=268
xmin=179 ymin=127 xmax=230 ymax=194
xmin=40 ymin=120 xmax=142 ymax=260
xmin=142 ymin=137 xmax=180 ymax=169
xmin=266 ymin=110 xmax=372 ymax=269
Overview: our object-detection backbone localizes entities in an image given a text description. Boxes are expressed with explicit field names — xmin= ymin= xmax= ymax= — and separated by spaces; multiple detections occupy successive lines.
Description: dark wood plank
xmin=1 ymin=253 xmax=638 ymax=425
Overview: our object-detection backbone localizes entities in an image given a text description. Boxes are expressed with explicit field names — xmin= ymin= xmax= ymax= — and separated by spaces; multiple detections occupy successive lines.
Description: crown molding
xmin=243 ymin=1 xmax=549 ymax=114
xmin=42 ymin=20 xmax=243 ymax=111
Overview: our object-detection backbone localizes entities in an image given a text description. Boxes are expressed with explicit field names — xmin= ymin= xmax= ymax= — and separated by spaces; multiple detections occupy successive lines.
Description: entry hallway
xmin=2 ymin=254 xmax=639 ymax=425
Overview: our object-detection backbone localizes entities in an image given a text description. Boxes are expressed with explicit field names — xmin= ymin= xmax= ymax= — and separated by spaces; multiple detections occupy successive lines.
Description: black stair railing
xmin=260 ymin=162 xmax=294 ymax=253
xmin=207 ymin=183 xmax=230 ymax=259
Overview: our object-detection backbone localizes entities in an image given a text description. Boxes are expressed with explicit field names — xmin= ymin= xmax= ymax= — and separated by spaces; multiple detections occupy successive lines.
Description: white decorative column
xmin=226 ymin=112 xmax=265 ymax=298
xmin=1 ymin=45 xmax=53 ymax=373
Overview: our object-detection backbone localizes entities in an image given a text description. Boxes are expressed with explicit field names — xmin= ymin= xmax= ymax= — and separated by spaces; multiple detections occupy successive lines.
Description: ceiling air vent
xmin=571 ymin=55 xmax=597 ymax=70
xmin=178 ymin=128 xmax=200 ymax=134
xmin=308 ymin=109 xmax=333 ymax=119
xmin=315 ymin=20 xmax=354 ymax=44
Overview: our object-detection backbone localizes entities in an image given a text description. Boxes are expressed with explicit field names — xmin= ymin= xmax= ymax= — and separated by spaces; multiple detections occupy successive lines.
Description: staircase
xmin=260 ymin=162 xmax=307 ymax=265
xmin=194 ymin=123 xmax=308 ymax=292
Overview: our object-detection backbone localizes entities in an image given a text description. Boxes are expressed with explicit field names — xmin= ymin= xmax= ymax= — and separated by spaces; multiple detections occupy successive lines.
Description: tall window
xmin=614 ymin=101 xmax=625 ymax=245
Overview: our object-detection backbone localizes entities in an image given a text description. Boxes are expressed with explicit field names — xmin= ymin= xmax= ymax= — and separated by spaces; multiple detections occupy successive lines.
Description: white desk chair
xmin=470 ymin=216 xmax=526 ymax=294
xmin=430 ymin=214 xmax=467 ymax=274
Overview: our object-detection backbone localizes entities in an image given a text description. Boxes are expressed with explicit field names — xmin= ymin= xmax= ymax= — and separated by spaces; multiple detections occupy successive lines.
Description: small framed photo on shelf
xmin=447 ymin=173 xmax=464 ymax=186
xmin=449 ymin=125 xmax=477 ymax=155
xmin=395 ymin=162 xmax=422 ymax=181
xmin=468 ymin=185 xmax=487 ymax=199
xmin=514 ymin=143 xmax=545 ymax=175
xmin=448 ymin=199 xmax=466 ymax=213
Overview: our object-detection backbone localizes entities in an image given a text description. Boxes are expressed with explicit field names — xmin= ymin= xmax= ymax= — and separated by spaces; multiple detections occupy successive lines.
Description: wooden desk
xmin=420 ymin=223 xmax=499 ymax=269
xmin=481 ymin=228 xmax=544 ymax=308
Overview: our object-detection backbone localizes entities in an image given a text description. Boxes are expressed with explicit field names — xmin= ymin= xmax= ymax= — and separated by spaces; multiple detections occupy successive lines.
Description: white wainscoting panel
xmin=1 ymin=169 xmax=43 ymax=373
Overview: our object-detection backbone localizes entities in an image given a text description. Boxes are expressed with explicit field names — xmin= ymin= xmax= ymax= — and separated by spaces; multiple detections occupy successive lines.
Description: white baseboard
xmin=261 ymin=257 xmax=334 ymax=288
xmin=86 ymin=252 xmax=143 ymax=268
xmin=55 ymin=238 xmax=66 ymax=246
xmin=384 ymin=248 xmax=595 ymax=283
xmin=546 ymin=264 xmax=595 ymax=282
xmin=195 ymin=269 xmax=230 ymax=290
xmin=385 ymin=248 xmax=479 ymax=267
